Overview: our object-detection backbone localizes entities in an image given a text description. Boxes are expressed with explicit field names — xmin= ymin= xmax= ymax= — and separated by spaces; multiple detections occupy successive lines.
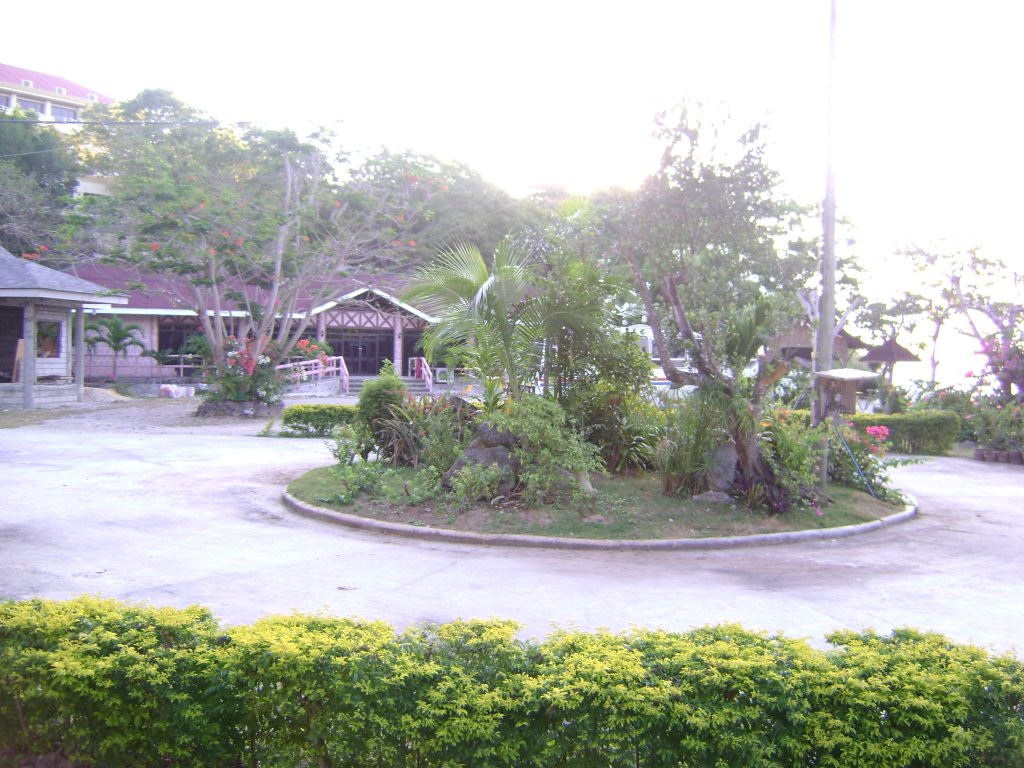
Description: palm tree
xmin=86 ymin=316 xmax=147 ymax=379
xmin=404 ymin=239 xmax=540 ymax=399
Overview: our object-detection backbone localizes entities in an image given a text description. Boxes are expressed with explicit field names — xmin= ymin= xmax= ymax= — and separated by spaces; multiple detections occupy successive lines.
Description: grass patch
xmin=288 ymin=465 xmax=903 ymax=540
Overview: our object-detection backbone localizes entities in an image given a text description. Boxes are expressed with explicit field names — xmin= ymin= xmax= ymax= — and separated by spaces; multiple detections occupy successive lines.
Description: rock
xmin=708 ymin=442 xmax=738 ymax=491
xmin=195 ymin=400 xmax=284 ymax=418
xmin=442 ymin=422 xmax=522 ymax=496
xmin=692 ymin=490 xmax=734 ymax=505
xmin=443 ymin=444 xmax=521 ymax=496
xmin=473 ymin=424 xmax=518 ymax=448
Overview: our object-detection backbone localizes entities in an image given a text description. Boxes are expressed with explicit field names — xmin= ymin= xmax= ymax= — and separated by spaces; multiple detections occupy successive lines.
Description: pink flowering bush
xmin=206 ymin=336 xmax=284 ymax=403
xmin=829 ymin=421 xmax=909 ymax=503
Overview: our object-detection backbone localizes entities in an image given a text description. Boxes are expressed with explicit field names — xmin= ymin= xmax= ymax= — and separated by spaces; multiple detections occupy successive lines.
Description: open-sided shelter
xmin=0 ymin=247 xmax=126 ymax=408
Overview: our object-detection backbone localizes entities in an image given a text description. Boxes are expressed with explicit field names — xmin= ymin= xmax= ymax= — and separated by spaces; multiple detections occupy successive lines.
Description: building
xmin=0 ymin=246 xmax=126 ymax=407
xmin=69 ymin=264 xmax=435 ymax=380
xmin=0 ymin=62 xmax=114 ymax=123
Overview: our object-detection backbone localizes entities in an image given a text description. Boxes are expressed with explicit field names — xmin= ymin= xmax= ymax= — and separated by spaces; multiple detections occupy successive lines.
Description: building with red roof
xmin=0 ymin=62 xmax=114 ymax=123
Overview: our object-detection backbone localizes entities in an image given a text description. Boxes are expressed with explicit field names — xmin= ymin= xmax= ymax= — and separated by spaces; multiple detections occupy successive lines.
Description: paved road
xmin=1 ymin=399 xmax=1022 ymax=653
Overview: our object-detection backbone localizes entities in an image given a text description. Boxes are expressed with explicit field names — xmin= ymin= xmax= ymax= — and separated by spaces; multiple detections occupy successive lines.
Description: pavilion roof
xmin=0 ymin=247 xmax=126 ymax=304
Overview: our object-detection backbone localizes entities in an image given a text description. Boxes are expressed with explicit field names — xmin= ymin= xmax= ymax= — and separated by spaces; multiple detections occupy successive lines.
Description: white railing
xmin=407 ymin=356 xmax=433 ymax=395
xmin=276 ymin=355 xmax=349 ymax=395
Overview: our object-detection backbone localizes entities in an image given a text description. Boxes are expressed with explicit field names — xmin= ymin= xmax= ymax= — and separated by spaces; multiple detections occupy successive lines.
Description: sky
xmin=5 ymin=0 xmax=1020 ymax=383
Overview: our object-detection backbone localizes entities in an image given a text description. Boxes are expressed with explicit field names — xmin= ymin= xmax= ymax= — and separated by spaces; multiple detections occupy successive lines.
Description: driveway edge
xmin=281 ymin=492 xmax=918 ymax=551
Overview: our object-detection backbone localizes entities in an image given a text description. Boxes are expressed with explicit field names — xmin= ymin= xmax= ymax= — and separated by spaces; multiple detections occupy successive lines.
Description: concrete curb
xmin=282 ymin=492 xmax=919 ymax=551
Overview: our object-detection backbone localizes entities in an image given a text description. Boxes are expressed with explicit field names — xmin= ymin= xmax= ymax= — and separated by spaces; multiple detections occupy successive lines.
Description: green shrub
xmin=482 ymin=394 xmax=603 ymax=504
xmin=568 ymin=384 xmax=663 ymax=472
xmin=655 ymin=387 xmax=728 ymax=497
xmin=786 ymin=409 xmax=961 ymax=455
xmin=449 ymin=462 xmax=509 ymax=506
xmin=0 ymin=596 xmax=231 ymax=766
xmin=850 ymin=410 xmax=960 ymax=455
xmin=317 ymin=460 xmax=397 ymax=505
xmin=281 ymin=403 xmax=359 ymax=436
xmin=828 ymin=421 xmax=909 ymax=504
xmin=913 ymin=387 xmax=979 ymax=441
xmin=3 ymin=597 xmax=1023 ymax=768
xmin=761 ymin=407 xmax=825 ymax=510
xmin=357 ymin=362 xmax=409 ymax=456
xmin=222 ymin=615 xmax=402 ymax=768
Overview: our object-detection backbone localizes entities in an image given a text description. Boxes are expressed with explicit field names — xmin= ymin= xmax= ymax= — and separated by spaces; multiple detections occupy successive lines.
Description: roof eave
xmin=0 ymin=288 xmax=128 ymax=304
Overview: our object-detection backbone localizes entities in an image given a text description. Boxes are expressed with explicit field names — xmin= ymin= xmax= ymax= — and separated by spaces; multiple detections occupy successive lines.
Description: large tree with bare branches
xmin=71 ymin=90 xmax=420 ymax=374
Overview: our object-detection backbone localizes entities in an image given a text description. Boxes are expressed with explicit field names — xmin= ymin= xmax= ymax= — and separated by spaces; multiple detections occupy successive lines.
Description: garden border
xmin=281 ymin=492 xmax=918 ymax=551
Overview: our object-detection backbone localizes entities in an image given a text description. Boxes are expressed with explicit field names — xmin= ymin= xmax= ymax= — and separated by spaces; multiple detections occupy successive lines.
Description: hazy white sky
xmin=6 ymin=1 xmax=1021 ymax=267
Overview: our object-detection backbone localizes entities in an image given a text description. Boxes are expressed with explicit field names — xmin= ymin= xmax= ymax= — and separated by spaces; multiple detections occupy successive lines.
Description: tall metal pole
xmin=815 ymin=0 xmax=838 ymax=487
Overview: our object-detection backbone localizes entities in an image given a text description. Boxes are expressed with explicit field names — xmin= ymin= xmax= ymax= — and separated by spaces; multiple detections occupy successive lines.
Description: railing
xmin=276 ymin=355 xmax=349 ymax=395
xmin=84 ymin=353 xmax=203 ymax=379
xmin=407 ymin=356 xmax=433 ymax=395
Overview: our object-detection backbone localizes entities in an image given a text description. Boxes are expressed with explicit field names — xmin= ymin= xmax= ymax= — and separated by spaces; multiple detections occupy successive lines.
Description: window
xmin=54 ymin=86 xmax=66 ymax=95
xmin=37 ymin=321 xmax=61 ymax=358
xmin=0 ymin=94 xmax=9 ymax=110
xmin=16 ymin=98 xmax=43 ymax=114
xmin=157 ymin=318 xmax=201 ymax=354
xmin=51 ymin=105 xmax=76 ymax=122
xmin=20 ymin=79 xmax=33 ymax=87
xmin=87 ymin=93 xmax=98 ymax=102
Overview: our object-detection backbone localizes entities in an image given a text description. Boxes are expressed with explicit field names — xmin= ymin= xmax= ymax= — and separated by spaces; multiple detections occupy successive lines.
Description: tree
xmin=343 ymin=149 xmax=540 ymax=268
xmin=527 ymin=197 xmax=637 ymax=401
xmin=0 ymin=108 xmax=80 ymax=256
xmin=86 ymin=316 xmax=147 ymax=379
xmin=607 ymin=100 xmax=817 ymax=510
xmin=72 ymin=91 xmax=419 ymax=384
xmin=944 ymin=250 xmax=1022 ymax=402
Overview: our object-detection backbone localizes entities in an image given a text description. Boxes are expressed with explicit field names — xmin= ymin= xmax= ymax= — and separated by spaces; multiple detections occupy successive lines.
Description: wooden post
xmin=815 ymin=0 xmax=839 ymax=489
xmin=22 ymin=302 xmax=36 ymax=409
xmin=393 ymin=316 xmax=403 ymax=376
xmin=75 ymin=305 xmax=86 ymax=402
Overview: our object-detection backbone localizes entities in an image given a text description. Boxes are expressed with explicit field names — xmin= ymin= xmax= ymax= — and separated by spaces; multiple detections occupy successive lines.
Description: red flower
xmin=150 ymin=243 xmax=160 ymax=251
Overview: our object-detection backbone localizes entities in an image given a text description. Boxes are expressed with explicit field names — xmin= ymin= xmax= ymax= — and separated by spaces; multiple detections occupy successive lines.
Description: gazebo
xmin=0 ymin=247 xmax=126 ymax=408
xmin=860 ymin=338 xmax=921 ymax=384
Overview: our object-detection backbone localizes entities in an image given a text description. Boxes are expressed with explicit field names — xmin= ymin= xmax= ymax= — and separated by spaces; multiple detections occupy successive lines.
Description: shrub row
xmin=2 ymin=597 xmax=1022 ymax=767
xmin=789 ymin=409 xmax=960 ymax=455
xmin=280 ymin=404 xmax=359 ymax=436
xmin=848 ymin=410 xmax=960 ymax=454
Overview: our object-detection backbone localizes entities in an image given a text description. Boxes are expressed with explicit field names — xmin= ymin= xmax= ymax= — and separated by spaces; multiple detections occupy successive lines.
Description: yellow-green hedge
xmin=280 ymin=404 xmax=359 ymax=436
xmin=1 ymin=597 xmax=1021 ymax=767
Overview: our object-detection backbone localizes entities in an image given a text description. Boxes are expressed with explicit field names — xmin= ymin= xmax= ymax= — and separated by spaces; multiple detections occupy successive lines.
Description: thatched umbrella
xmin=861 ymin=338 xmax=920 ymax=384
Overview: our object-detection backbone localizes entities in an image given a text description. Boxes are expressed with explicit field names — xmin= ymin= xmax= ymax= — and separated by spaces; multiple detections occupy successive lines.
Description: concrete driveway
xmin=1 ymin=399 xmax=1022 ymax=653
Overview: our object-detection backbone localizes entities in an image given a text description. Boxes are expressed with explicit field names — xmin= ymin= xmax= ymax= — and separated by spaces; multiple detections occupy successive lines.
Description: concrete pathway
xmin=1 ymin=399 xmax=1021 ymax=653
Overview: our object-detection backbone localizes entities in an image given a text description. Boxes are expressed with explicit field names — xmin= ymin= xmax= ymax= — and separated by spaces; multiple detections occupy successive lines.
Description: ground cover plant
xmin=288 ymin=466 xmax=898 ymax=539
xmin=2 ymin=597 xmax=1022 ymax=768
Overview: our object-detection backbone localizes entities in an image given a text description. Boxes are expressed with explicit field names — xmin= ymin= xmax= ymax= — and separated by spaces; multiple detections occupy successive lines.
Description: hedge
xmin=280 ymin=404 xmax=359 ymax=436
xmin=2 ymin=598 xmax=1022 ymax=767
xmin=788 ymin=409 xmax=961 ymax=455
xmin=848 ymin=410 xmax=960 ymax=454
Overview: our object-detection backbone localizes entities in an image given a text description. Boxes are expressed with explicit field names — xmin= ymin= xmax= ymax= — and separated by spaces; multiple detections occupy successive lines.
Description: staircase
xmin=345 ymin=376 xmax=433 ymax=399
